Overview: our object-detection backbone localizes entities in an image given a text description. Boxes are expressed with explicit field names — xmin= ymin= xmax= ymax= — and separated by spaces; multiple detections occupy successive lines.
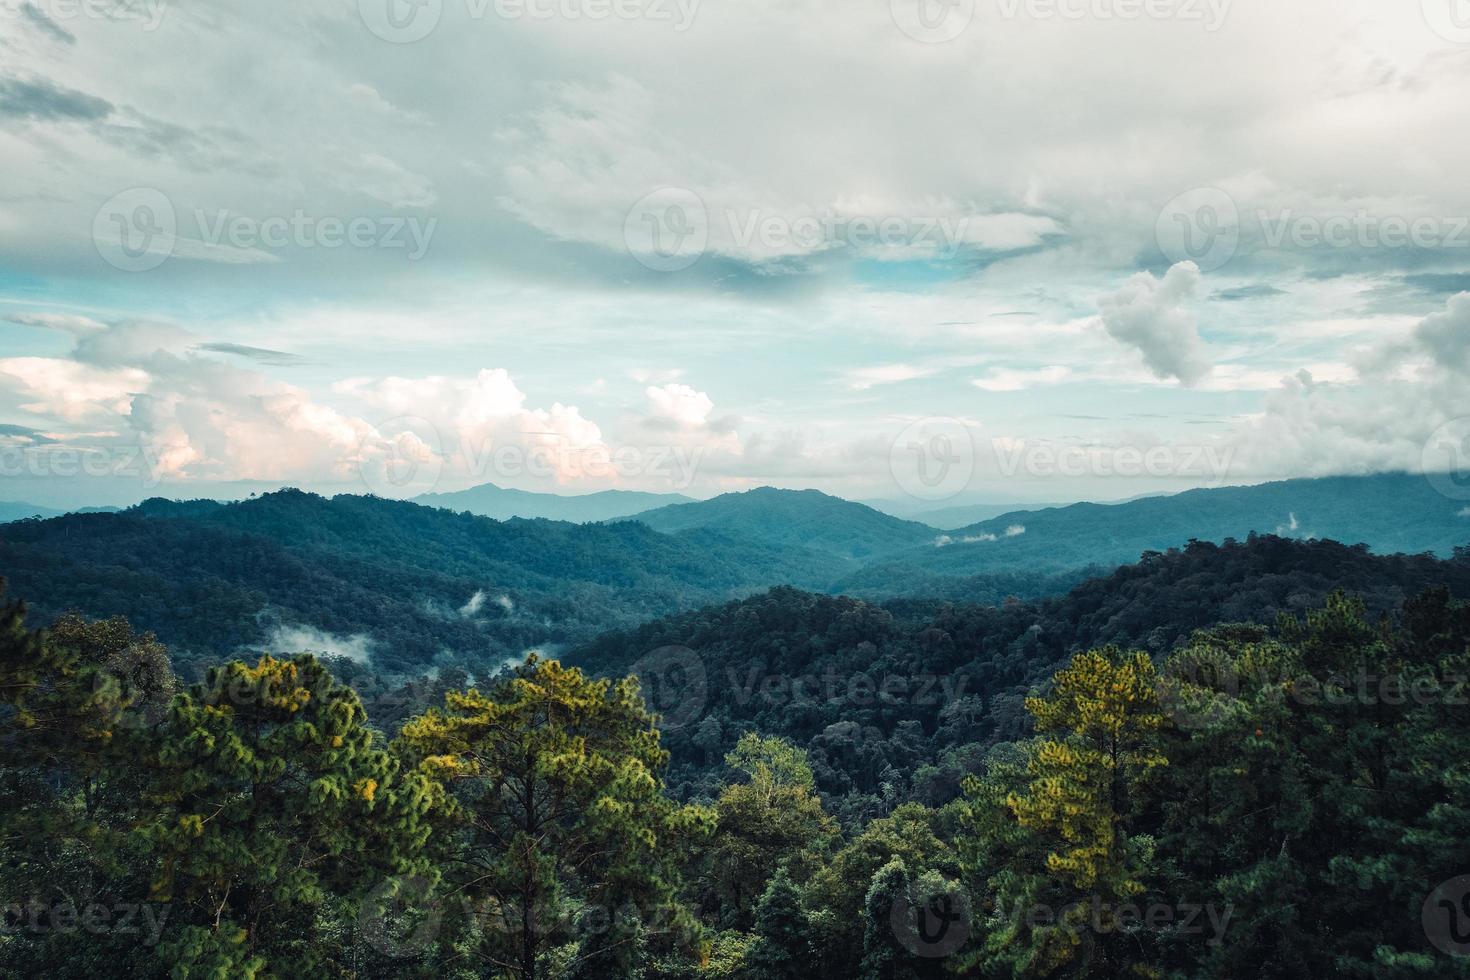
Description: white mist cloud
xmin=264 ymin=624 xmax=374 ymax=664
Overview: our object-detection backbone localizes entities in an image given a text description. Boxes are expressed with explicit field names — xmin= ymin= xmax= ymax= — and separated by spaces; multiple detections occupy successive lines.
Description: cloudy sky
xmin=2 ymin=0 xmax=1469 ymax=508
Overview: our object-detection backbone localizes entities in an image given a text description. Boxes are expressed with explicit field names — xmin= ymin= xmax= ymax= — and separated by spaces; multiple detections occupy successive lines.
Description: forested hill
xmin=566 ymin=535 xmax=1470 ymax=820
xmin=626 ymin=486 xmax=936 ymax=558
xmin=3 ymin=474 xmax=1466 ymax=681
xmin=0 ymin=489 xmax=837 ymax=675
xmin=826 ymin=471 xmax=1470 ymax=592
xmin=414 ymin=481 xmax=692 ymax=522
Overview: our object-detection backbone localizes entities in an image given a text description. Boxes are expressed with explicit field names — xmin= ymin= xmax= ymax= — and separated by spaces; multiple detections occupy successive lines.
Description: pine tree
xmin=145 ymin=654 xmax=443 ymax=977
xmin=398 ymin=654 xmax=713 ymax=980
xmin=971 ymin=647 xmax=1168 ymax=977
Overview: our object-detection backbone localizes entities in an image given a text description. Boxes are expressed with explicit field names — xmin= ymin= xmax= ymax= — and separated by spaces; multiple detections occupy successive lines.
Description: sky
xmin=2 ymin=0 xmax=1470 ymax=510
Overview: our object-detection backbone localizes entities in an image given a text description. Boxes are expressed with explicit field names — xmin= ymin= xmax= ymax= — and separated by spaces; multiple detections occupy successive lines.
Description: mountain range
xmin=0 ymin=472 xmax=1464 ymax=676
xmin=413 ymin=482 xmax=693 ymax=522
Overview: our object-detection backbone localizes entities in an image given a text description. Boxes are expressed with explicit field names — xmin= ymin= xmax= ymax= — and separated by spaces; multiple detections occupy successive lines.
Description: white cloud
xmin=644 ymin=382 xmax=714 ymax=428
xmin=0 ymin=357 xmax=148 ymax=421
xmin=263 ymin=624 xmax=373 ymax=664
xmin=1097 ymin=261 xmax=1212 ymax=387
xmin=844 ymin=364 xmax=931 ymax=390
xmin=333 ymin=152 xmax=438 ymax=209
xmin=972 ymin=366 xmax=1070 ymax=392
xmin=2 ymin=311 xmax=107 ymax=335
xmin=1414 ymin=291 xmax=1470 ymax=374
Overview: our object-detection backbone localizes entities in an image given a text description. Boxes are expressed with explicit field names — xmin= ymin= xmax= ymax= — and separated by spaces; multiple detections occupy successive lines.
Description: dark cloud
xmin=20 ymin=3 xmax=76 ymax=44
xmin=1211 ymin=284 xmax=1287 ymax=302
xmin=1401 ymin=273 xmax=1470 ymax=296
xmin=0 ymin=75 xmax=111 ymax=122
xmin=196 ymin=342 xmax=307 ymax=366
xmin=0 ymin=423 xmax=55 ymax=445
xmin=0 ymin=73 xmax=268 ymax=175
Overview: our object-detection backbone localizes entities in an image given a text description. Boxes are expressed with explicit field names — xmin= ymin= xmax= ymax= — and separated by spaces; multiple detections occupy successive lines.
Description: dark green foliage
xmin=571 ymin=535 xmax=1470 ymax=820
xmin=1 ymin=504 xmax=1469 ymax=977
xmin=745 ymin=869 xmax=811 ymax=979
xmin=0 ymin=489 xmax=837 ymax=676
xmin=629 ymin=487 xmax=936 ymax=560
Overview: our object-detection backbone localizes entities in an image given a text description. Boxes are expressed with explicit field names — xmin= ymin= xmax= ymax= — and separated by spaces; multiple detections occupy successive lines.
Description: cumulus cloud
xmin=1098 ymin=262 xmax=1212 ymax=387
xmin=1223 ymin=292 xmax=1470 ymax=479
xmin=636 ymin=382 xmax=740 ymax=456
xmin=1413 ymin=291 xmax=1470 ymax=374
xmin=339 ymin=367 xmax=607 ymax=484
xmin=0 ymin=318 xmax=612 ymax=490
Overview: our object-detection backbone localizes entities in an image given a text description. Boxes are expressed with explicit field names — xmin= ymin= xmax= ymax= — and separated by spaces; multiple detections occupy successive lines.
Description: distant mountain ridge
xmin=414 ymin=482 xmax=693 ymax=523
xmin=0 ymin=489 xmax=834 ymax=675
xmin=624 ymin=474 xmax=1470 ymax=595
xmin=625 ymin=486 xmax=936 ymax=559
xmin=0 ymin=501 xmax=119 ymax=522
xmin=914 ymin=472 xmax=1469 ymax=574
xmin=3 ymin=473 xmax=1466 ymax=676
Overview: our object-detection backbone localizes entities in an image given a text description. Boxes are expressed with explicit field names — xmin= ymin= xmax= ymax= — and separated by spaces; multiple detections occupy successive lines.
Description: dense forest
xmin=568 ymin=536 xmax=1470 ymax=821
xmin=0 ymin=490 xmax=840 ymax=676
xmin=2 ymin=521 xmax=1470 ymax=976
